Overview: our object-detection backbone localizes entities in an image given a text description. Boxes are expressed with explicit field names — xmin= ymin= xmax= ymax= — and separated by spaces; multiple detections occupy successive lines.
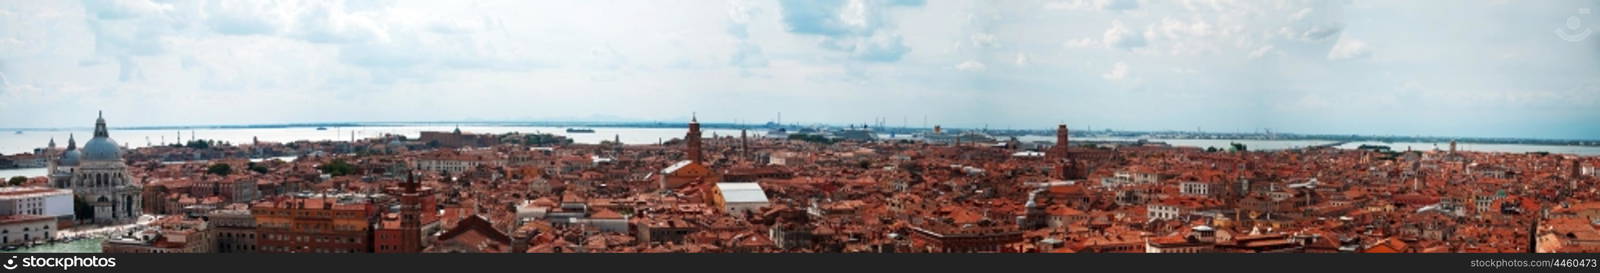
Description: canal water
xmin=1 ymin=238 xmax=102 ymax=253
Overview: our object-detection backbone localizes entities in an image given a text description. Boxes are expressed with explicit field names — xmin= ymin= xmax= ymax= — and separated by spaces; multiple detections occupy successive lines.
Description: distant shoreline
xmin=5 ymin=121 xmax=1598 ymax=148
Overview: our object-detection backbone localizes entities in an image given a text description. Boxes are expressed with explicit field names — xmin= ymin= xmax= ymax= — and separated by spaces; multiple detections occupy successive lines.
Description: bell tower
xmin=686 ymin=114 xmax=703 ymax=163
xmin=1048 ymin=124 xmax=1078 ymax=180
xmin=397 ymin=172 xmax=425 ymax=252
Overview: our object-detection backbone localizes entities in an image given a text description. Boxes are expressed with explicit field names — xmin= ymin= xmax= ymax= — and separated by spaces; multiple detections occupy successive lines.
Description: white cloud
xmin=1103 ymin=20 xmax=1146 ymax=50
xmin=1045 ymin=0 xmax=1139 ymax=11
xmin=970 ymin=33 xmax=1000 ymax=48
xmin=1289 ymin=8 xmax=1314 ymax=22
xmin=1014 ymin=52 xmax=1029 ymax=66
xmin=775 ymin=0 xmax=920 ymax=62
xmin=1298 ymin=25 xmax=1344 ymax=42
xmin=204 ymin=1 xmax=294 ymax=35
xmin=732 ymin=42 xmax=769 ymax=68
xmin=85 ymin=0 xmax=173 ymax=20
xmin=1143 ymin=16 xmax=1232 ymax=56
xmin=1100 ymin=0 xmax=1139 ymax=11
xmin=1064 ymin=37 xmax=1098 ymax=48
xmin=956 ymin=60 xmax=987 ymax=72
xmin=1101 ymin=61 xmax=1129 ymax=80
xmin=1247 ymin=45 xmax=1275 ymax=59
xmin=727 ymin=0 xmax=753 ymax=25
xmin=1328 ymin=38 xmax=1372 ymax=60
xmin=1153 ymin=17 xmax=1216 ymax=40
xmin=290 ymin=4 xmax=388 ymax=44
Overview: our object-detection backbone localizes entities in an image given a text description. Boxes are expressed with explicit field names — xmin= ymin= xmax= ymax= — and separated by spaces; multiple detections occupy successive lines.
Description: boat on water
xmin=316 ymin=127 xmax=328 ymax=131
xmin=566 ymin=128 xmax=596 ymax=133
xmin=13 ymin=131 xmax=20 ymax=134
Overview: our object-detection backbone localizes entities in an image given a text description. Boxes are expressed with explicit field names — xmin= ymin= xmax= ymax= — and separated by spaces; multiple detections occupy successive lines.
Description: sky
xmin=1 ymin=0 xmax=1598 ymax=140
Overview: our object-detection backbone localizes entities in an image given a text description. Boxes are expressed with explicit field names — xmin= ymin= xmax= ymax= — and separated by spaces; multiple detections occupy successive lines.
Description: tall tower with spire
xmin=686 ymin=114 xmax=703 ymax=163
xmin=396 ymin=172 xmax=426 ymax=252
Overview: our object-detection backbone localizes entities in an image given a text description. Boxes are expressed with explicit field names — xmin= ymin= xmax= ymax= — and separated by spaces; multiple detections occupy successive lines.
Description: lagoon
xmin=3 ymin=126 xmax=1597 ymax=160
xmin=0 ymin=126 xmax=751 ymax=155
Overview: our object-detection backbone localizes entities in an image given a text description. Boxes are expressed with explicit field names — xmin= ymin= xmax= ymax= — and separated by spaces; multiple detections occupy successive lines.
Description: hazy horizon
xmin=3 ymin=0 xmax=1598 ymax=140
xmin=6 ymin=118 xmax=1600 ymax=143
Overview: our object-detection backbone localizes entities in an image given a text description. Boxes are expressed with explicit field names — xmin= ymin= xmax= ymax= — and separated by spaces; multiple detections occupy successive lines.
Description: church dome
xmin=58 ymin=134 xmax=81 ymax=166
xmin=59 ymin=149 xmax=81 ymax=166
xmin=80 ymin=111 xmax=123 ymax=162
xmin=82 ymin=136 xmax=121 ymax=162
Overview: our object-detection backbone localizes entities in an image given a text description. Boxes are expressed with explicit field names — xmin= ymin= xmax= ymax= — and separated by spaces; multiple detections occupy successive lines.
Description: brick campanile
xmin=398 ymin=172 xmax=424 ymax=252
xmin=687 ymin=115 xmax=703 ymax=163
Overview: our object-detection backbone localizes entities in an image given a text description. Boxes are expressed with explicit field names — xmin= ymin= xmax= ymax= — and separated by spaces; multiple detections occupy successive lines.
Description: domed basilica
xmin=46 ymin=112 xmax=142 ymax=224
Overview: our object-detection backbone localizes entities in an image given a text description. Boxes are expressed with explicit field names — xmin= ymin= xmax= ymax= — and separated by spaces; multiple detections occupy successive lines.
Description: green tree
xmin=319 ymin=159 xmax=357 ymax=177
xmin=1229 ymin=142 xmax=1248 ymax=152
xmin=524 ymin=133 xmax=573 ymax=146
xmin=247 ymin=162 xmax=271 ymax=174
xmin=7 ymin=176 xmax=26 ymax=186
xmin=185 ymin=139 xmax=213 ymax=149
xmin=207 ymin=163 xmax=233 ymax=176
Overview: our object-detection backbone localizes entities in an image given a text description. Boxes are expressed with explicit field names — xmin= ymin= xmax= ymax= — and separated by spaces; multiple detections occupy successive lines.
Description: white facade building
xmin=0 ymin=187 xmax=73 ymax=221
xmin=0 ymin=215 xmax=56 ymax=246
